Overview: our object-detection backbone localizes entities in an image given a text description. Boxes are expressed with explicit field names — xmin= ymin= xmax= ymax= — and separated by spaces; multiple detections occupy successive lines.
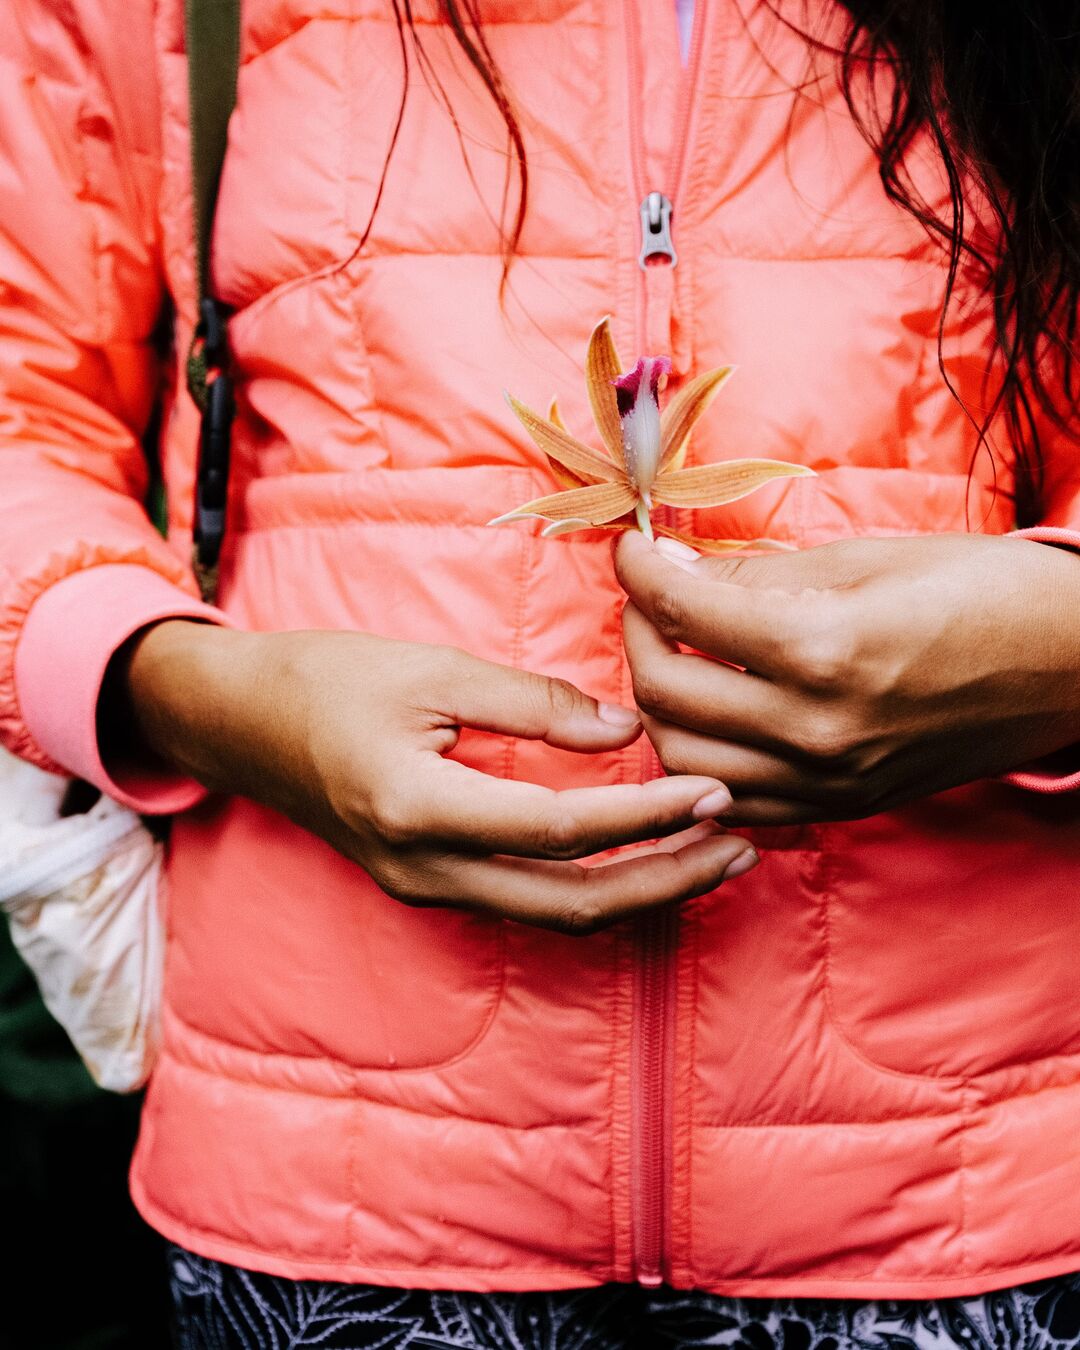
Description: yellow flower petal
xmin=658 ymin=365 xmax=736 ymax=473
xmin=545 ymin=398 xmax=588 ymax=488
xmin=543 ymin=517 xmax=636 ymax=537
xmin=506 ymin=393 xmax=623 ymax=485
xmin=654 ymin=523 xmax=794 ymax=553
xmin=652 ymin=459 xmax=814 ymax=507
xmin=584 ymin=317 xmax=624 ymax=460
xmin=488 ymin=479 xmax=638 ymax=527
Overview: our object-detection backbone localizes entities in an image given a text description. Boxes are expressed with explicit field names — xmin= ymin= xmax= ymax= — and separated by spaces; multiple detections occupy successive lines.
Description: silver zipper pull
xmin=638 ymin=191 xmax=677 ymax=268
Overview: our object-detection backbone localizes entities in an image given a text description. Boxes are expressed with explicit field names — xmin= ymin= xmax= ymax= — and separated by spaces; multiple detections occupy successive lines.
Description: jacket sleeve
xmin=1002 ymin=413 xmax=1080 ymax=793
xmin=0 ymin=0 xmax=224 ymax=812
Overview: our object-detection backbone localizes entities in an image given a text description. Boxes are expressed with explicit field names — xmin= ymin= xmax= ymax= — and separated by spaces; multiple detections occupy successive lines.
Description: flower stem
xmin=635 ymin=499 xmax=655 ymax=540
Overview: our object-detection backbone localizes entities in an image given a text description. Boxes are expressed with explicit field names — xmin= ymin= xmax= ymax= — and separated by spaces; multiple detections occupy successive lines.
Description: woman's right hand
xmin=120 ymin=623 xmax=758 ymax=933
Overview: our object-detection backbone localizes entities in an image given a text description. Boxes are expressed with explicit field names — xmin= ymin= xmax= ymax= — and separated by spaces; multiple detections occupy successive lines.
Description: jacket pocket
xmin=739 ymin=465 xmax=1077 ymax=1082
xmin=819 ymin=784 xmax=1080 ymax=1080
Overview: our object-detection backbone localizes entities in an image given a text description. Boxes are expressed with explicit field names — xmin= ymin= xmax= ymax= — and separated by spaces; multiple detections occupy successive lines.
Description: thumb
xmin=618 ymin=530 xmax=783 ymax=588
xmin=445 ymin=654 xmax=643 ymax=752
xmin=653 ymin=536 xmax=704 ymax=572
xmin=653 ymin=537 xmax=755 ymax=585
xmin=615 ymin=529 xmax=744 ymax=600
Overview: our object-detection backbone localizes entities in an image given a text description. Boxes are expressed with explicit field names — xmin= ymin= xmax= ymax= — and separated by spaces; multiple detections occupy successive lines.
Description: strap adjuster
xmin=192 ymin=369 xmax=234 ymax=601
xmin=198 ymin=295 xmax=228 ymax=367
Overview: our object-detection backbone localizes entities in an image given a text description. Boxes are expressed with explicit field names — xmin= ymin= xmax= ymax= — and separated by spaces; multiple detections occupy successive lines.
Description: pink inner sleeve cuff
xmin=1003 ymin=527 xmax=1080 ymax=793
xmin=14 ymin=563 xmax=232 ymax=814
xmin=1011 ymin=525 xmax=1080 ymax=552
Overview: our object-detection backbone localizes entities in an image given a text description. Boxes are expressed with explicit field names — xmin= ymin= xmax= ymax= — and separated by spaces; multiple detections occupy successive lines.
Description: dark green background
xmin=0 ymin=919 xmax=171 ymax=1349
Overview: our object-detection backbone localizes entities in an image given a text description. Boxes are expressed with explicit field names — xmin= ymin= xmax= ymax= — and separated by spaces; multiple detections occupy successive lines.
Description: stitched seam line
xmin=685 ymin=901 xmax=701 ymax=1284
xmin=134 ymin=1188 xmax=1080 ymax=1288
xmin=694 ymin=1114 xmax=961 ymax=1129
xmin=819 ymin=844 xmax=1080 ymax=1083
xmin=139 ymin=1196 xmax=621 ymax=1280
xmin=818 ymin=841 xmax=966 ymax=1087
xmin=221 ymin=245 xmax=937 ymax=330
xmin=162 ymin=1043 xmax=594 ymax=1129
xmin=240 ymin=11 xmax=609 ymax=71
xmin=957 ymin=1080 xmax=973 ymax=1276
xmin=167 ymin=926 xmax=507 ymax=1078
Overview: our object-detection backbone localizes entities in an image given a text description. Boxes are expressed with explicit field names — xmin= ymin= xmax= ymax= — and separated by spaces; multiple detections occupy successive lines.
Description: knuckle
xmin=371 ymin=858 xmax=419 ymax=903
xmin=651 ymin=586 xmax=687 ymax=638
xmin=552 ymin=897 xmax=608 ymax=937
xmin=543 ymin=676 xmax=581 ymax=719
xmin=370 ymin=790 xmax=419 ymax=848
xmin=539 ymin=807 xmax=589 ymax=861
xmin=631 ymin=669 xmax=667 ymax=720
xmin=712 ymin=555 xmax=750 ymax=584
xmin=793 ymin=631 xmax=852 ymax=693
xmin=652 ymin=736 xmax=694 ymax=778
xmin=795 ymin=712 xmax=855 ymax=765
xmin=792 ymin=603 xmax=856 ymax=692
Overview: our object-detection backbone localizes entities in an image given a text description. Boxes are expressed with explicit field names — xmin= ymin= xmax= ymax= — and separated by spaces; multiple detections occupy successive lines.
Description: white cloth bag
xmin=0 ymin=747 xmax=164 ymax=1092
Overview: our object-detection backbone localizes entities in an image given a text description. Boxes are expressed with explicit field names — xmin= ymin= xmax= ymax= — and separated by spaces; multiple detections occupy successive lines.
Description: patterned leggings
xmin=167 ymin=1246 xmax=1080 ymax=1350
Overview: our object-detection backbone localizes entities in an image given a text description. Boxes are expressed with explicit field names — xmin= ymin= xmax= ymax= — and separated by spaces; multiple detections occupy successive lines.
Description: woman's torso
xmin=117 ymin=0 xmax=1080 ymax=1294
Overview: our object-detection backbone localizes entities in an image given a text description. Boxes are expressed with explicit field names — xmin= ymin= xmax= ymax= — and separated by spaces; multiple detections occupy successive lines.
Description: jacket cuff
xmin=1003 ymin=528 xmax=1080 ymax=793
xmin=1011 ymin=525 xmax=1080 ymax=553
xmin=14 ymin=564 xmax=229 ymax=814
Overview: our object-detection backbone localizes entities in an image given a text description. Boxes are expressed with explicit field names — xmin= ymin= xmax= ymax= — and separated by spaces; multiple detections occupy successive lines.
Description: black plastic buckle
xmin=193 ymin=368 xmax=234 ymax=572
xmin=198 ymin=295 xmax=228 ymax=370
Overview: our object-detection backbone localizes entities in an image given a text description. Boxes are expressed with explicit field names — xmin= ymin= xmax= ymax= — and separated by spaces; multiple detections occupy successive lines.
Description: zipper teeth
xmin=625 ymin=1 xmax=705 ymax=1276
xmin=632 ymin=905 xmax=676 ymax=1284
xmin=627 ymin=0 xmax=709 ymax=203
xmin=0 ymin=808 xmax=145 ymax=906
xmin=641 ymin=922 xmax=666 ymax=1268
xmin=635 ymin=716 xmax=676 ymax=1282
xmin=668 ymin=0 xmax=708 ymax=199
xmin=624 ymin=0 xmax=648 ymax=206
xmin=624 ymin=0 xmax=649 ymax=345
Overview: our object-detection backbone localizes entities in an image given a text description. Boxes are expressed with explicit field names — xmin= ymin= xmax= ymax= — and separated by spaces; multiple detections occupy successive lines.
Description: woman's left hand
xmin=615 ymin=531 xmax=1080 ymax=825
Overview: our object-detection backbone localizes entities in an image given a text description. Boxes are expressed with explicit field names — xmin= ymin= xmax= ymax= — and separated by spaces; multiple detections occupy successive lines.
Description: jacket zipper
xmin=624 ymin=0 xmax=708 ymax=1286
xmin=630 ymin=895 xmax=678 ymax=1285
xmin=625 ymin=0 xmax=709 ymax=275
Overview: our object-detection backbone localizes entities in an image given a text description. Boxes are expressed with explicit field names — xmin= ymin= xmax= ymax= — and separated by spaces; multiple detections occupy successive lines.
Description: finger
xmin=441 ymin=652 xmax=644 ymax=752
xmin=623 ymin=602 xmax=796 ymax=752
xmin=615 ymin=531 xmax=804 ymax=676
xmin=721 ymin=796 xmax=829 ymax=827
xmin=405 ymin=755 xmax=735 ymax=859
xmin=439 ymin=829 xmax=761 ymax=933
xmin=639 ymin=715 xmax=837 ymax=800
xmin=654 ymin=534 xmax=893 ymax=599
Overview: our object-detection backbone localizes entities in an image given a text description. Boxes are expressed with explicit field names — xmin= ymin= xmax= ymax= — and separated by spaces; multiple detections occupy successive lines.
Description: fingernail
xmin=655 ymin=537 xmax=701 ymax=567
xmin=723 ymin=848 xmax=760 ymax=881
xmin=598 ymin=702 xmax=640 ymax=727
xmin=691 ymin=786 xmax=733 ymax=819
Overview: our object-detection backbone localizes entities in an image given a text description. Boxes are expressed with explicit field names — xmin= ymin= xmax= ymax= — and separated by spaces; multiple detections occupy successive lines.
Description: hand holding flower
xmin=616 ymin=531 xmax=1080 ymax=825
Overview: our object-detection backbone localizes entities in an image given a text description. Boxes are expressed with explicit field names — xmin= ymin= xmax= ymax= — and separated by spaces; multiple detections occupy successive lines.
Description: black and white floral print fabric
xmin=167 ymin=1245 xmax=1080 ymax=1350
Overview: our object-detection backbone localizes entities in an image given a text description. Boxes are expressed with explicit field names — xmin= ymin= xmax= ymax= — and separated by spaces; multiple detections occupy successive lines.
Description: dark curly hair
xmin=798 ymin=0 xmax=1080 ymax=514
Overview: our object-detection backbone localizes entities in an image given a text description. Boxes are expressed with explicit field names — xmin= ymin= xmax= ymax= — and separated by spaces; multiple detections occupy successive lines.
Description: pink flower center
xmin=612 ymin=356 xmax=671 ymax=498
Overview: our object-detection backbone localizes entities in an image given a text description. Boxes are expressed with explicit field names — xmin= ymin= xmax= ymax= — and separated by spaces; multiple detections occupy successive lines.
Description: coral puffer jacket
xmin=4 ymin=0 xmax=1080 ymax=1297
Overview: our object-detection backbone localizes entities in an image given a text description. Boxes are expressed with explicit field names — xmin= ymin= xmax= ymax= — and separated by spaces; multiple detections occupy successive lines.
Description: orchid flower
xmin=489 ymin=318 xmax=813 ymax=551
